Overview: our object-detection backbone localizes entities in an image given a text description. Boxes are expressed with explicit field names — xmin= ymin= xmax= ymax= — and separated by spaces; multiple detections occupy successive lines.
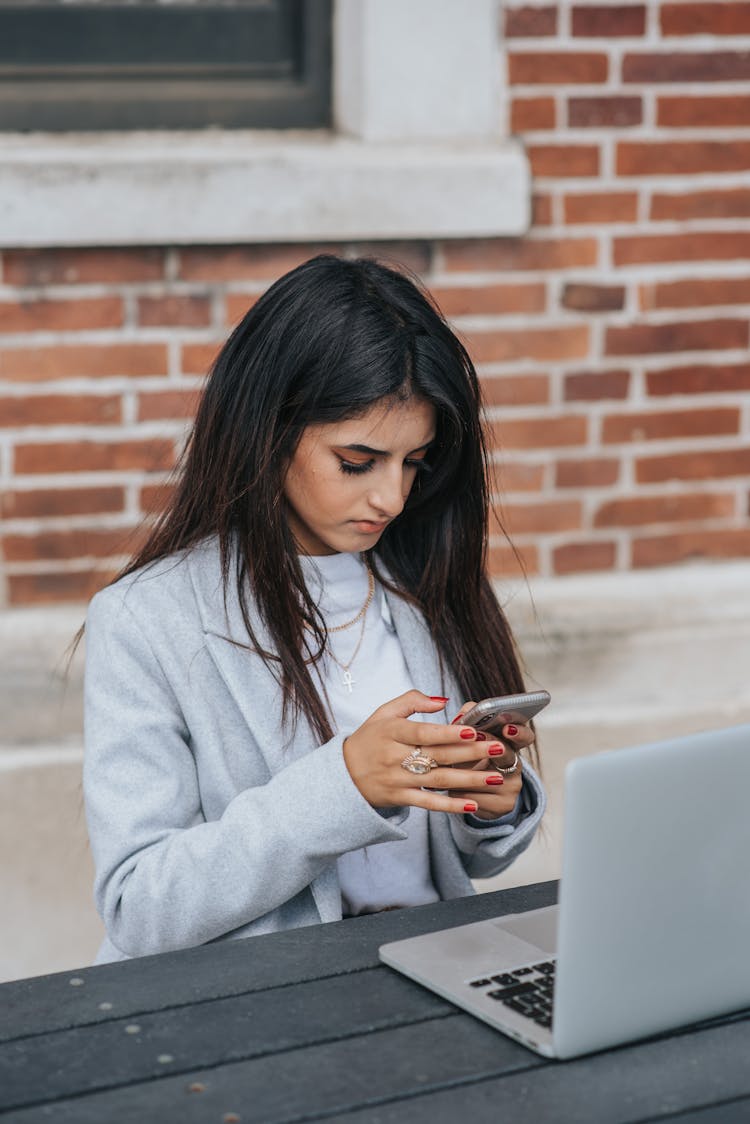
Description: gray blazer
xmin=84 ymin=536 xmax=546 ymax=963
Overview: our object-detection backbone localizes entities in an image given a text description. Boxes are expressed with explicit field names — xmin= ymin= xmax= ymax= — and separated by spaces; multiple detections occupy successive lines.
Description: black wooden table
xmin=2 ymin=881 xmax=750 ymax=1123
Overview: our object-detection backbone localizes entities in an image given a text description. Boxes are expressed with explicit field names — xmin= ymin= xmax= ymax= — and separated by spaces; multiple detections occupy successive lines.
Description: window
xmin=0 ymin=0 xmax=331 ymax=131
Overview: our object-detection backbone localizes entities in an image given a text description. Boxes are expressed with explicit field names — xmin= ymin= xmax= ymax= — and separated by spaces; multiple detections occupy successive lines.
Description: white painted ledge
xmin=0 ymin=130 xmax=531 ymax=248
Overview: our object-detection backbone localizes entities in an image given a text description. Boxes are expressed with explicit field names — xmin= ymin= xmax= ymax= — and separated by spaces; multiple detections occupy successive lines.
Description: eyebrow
xmin=338 ymin=440 xmax=434 ymax=457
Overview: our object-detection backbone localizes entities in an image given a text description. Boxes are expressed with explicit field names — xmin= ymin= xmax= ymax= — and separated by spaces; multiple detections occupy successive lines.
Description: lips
xmin=353 ymin=520 xmax=389 ymax=532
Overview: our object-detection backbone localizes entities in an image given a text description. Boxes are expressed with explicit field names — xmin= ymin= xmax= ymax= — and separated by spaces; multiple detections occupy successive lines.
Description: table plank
xmin=0 ymin=1014 xmax=543 ymax=1124
xmin=2 ymin=1014 xmax=750 ymax=1124
xmin=0 ymin=882 xmax=557 ymax=1043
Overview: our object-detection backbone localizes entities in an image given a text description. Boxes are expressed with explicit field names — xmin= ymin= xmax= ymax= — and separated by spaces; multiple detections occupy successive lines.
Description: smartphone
xmin=461 ymin=690 xmax=551 ymax=738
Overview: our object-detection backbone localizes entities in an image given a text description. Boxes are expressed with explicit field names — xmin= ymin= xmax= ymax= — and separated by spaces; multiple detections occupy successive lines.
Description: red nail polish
xmin=451 ymin=714 xmax=463 ymax=725
xmin=430 ymin=696 xmax=449 ymax=703
xmin=475 ymin=732 xmax=487 ymax=742
xmin=486 ymin=775 xmax=504 ymax=785
xmin=464 ymin=802 xmax=478 ymax=813
xmin=459 ymin=729 xmax=475 ymax=740
xmin=506 ymin=725 xmax=519 ymax=736
xmin=487 ymin=744 xmax=505 ymax=756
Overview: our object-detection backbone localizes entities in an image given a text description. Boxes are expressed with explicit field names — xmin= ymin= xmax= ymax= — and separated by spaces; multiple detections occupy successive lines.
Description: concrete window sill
xmin=0 ymin=130 xmax=531 ymax=248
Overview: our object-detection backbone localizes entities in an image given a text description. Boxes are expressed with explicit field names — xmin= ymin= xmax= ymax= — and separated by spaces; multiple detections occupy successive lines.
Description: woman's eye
xmin=405 ymin=458 xmax=432 ymax=474
xmin=339 ymin=459 xmax=374 ymax=476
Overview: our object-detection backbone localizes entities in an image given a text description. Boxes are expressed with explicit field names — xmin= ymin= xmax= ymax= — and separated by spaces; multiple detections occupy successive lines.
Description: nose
xmin=367 ymin=467 xmax=408 ymax=519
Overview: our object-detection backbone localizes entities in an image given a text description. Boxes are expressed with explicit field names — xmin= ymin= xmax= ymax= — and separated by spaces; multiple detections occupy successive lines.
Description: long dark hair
xmin=109 ymin=255 xmax=528 ymax=745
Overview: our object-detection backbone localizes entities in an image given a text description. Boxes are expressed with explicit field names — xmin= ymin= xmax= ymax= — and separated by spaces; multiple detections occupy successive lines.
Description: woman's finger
xmin=399 ymin=787 xmax=482 ymax=816
xmin=501 ymin=722 xmax=535 ymax=751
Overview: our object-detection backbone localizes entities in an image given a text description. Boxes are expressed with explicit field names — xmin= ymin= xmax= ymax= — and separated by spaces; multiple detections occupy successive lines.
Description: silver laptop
xmin=379 ymin=724 xmax=750 ymax=1059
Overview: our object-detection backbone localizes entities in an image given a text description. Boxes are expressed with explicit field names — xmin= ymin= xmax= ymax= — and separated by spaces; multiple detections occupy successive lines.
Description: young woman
xmin=83 ymin=255 xmax=546 ymax=963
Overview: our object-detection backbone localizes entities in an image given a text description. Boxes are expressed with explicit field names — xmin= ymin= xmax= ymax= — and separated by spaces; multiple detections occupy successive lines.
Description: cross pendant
xmin=342 ymin=670 xmax=355 ymax=693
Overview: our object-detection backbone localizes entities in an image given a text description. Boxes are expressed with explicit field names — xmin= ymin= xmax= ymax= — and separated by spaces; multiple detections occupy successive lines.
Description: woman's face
xmin=283 ymin=396 xmax=437 ymax=556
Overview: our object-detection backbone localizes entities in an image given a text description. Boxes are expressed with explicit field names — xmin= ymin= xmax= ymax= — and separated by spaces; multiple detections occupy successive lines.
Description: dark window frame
xmin=0 ymin=0 xmax=331 ymax=132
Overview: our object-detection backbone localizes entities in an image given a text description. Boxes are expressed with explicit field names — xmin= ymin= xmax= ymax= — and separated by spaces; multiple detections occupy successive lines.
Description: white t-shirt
xmin=299 ymin=551 xmax=441 ymax=916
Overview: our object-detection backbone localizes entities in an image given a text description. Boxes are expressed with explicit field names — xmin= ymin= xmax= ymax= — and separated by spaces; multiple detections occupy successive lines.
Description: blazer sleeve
xmin=446 ymin=762 xmax=547 ymax=880
xmin=83 ymin=588 xmax=407 ymax=959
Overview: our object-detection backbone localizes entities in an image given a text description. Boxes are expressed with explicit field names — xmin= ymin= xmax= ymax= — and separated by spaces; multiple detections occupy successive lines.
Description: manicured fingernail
xmin=475 ymin=732 xmax=487 ymax=742
xmin=430 ymin=696 xmax=449 ymax=703
xmin=451 ymin=714 xmax=464 ymax=725
xmin=506 ymin=725 xmax=519 ymax=736
xmin=464 ymin=802 xmax=478 ymax=813
xmin=486 ymin=775 xmax=504 ymax=785
xmin=459 ymin=729 xmax=475 ymax=740
xmin=487 ymin=744 xmax=505 ymax=756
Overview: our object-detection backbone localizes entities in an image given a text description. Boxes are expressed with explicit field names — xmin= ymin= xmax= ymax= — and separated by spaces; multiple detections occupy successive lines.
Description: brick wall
xmin=1 ymin=0 xmax=750 ymax=605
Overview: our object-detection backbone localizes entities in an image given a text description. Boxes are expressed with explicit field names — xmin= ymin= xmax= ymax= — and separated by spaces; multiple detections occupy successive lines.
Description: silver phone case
xmin=462 ymin=690 xmax=550 ymax=735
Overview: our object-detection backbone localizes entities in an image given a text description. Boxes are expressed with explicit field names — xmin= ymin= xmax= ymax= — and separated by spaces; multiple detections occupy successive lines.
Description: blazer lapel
xmin=187 ymin=539 xmax=318 ymax=777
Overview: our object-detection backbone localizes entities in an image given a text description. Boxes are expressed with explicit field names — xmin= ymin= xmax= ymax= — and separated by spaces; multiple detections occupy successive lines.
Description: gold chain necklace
xmin=325 ymin=564 xmax=375 ymax=693
xmin=326 ymin=564 xmax=375 ymax=632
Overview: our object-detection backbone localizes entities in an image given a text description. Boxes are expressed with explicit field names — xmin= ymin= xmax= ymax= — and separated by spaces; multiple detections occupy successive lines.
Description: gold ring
xmin=401 ymin=748 xmax=439 ymax=775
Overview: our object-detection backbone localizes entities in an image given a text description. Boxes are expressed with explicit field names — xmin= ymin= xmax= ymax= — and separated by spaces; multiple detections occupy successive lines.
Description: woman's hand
xmin=342 ymin=690 xmax=528 ymax=816
xmin=445 ymin=700 xmax=533 ymax=820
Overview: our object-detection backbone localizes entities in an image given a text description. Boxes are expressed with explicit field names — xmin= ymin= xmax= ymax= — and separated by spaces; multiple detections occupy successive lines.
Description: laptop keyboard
xmin=468 ymin=960 xmax=556 ymax=1030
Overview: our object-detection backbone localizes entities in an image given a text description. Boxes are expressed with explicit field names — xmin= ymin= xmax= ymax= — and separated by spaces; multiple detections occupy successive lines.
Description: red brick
xmin=568 ymin=96 xmax=642 ymax=128
xmin=1 ymin=486 xmax=125 ymax=520
xmin=572 ymin=5 xmax=646 ymax=36
xmin=481 ymin=374 xmax=550 ymax=406
xmin=432 ymin=282 xmax=546 ymax=318
xmin=623 ymin=52 xmax=750 ymax=83
xmin=532 ymin=194 xmax=554 ymax=226
xmin=0 ymin=344 xmax=167 ymax=382
xmin=564 ymin=369 xmax=630 ymax=400
xmin=650 ymin=189 xmax=750 ymax=222
xmin=491 ymin=415 xmax=588 ymax=449
xmin=646 ymin=363 xmax=750 ymax=396
xmin=0 ymin=394 xmax=121 ymax=427
xmin=177 ymin=244 xmax=342 ymax=282
xmin=508 ymin=52 xmax=608 ymax=85
xmin=661 ymin=2 xmax=750 ymax=36
xmin=8 ymin=569 xmax=116 ymax=605
xmin=529 ymin=144 xmax=600 ymax=178
xmin=442 ymin=237 xmax=598 ymax=272
xmin=343 ymin=243 xmax=432 ymax=275
xmin=3 ymin=526 xmax=145 ymax=563
xmin=564 ymin=192 xmax=638 ymax=224
xmin=595 ymin=492 xmax=735 ymax=528
xmin=504 ymin=5 xmax=558 ymax=36
xmin=617 ymin=140 xmax=750 ymax=177
xmin=468 ymin=325 xmax=589 ymax=364
xmin=632 ymin=529 xmax=750 ymax=568
xmin=602 ymin=407 xmax=739 ymax=443
xmin=3 ymin=249 xmax=165 ymax=286
xmin=605 ymin=319 xmax=748 ymax=356
xmin=0 ymin=297 xmax=123 ymax=334
xmin=225 ymin=292 xmax=261 ymax=325
xmin=555 ymin=457 xmax=620 ymax=487
xmin=180 ymin=342 xmax=222 ymax=375
xmin=140 ymin=481 xmax=176 ymax=515
xmin=640 ymin=277 xmax=750 ymax=311
xmin=511 ymin=96 xmax=556 ymax=131
xmin=657 ymin=95 xmax=750 ymax=129
xmin=501 ymin=499 xmax=582 ymax=535
xmin=561 ymin=283 xmax=625 ymax=312
xmin=492 ymin=461 xmax=546 ymax=492
xmin=637 ymin=446 xmax=750 ymax=483
xmin=15 ymin=439 xmax=175 ymax=474
xmin=553 ymin=541 xmax=617 ymax=574
xmin=137 ymin=389 xmax=200 ymax=422
xmin=488 ymin=541 xmax=539 ymax=577
xmin=137 ymin=295 xmax=212 ymax=328
xmin=614 ymin=231 xmax=750 ymax=266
